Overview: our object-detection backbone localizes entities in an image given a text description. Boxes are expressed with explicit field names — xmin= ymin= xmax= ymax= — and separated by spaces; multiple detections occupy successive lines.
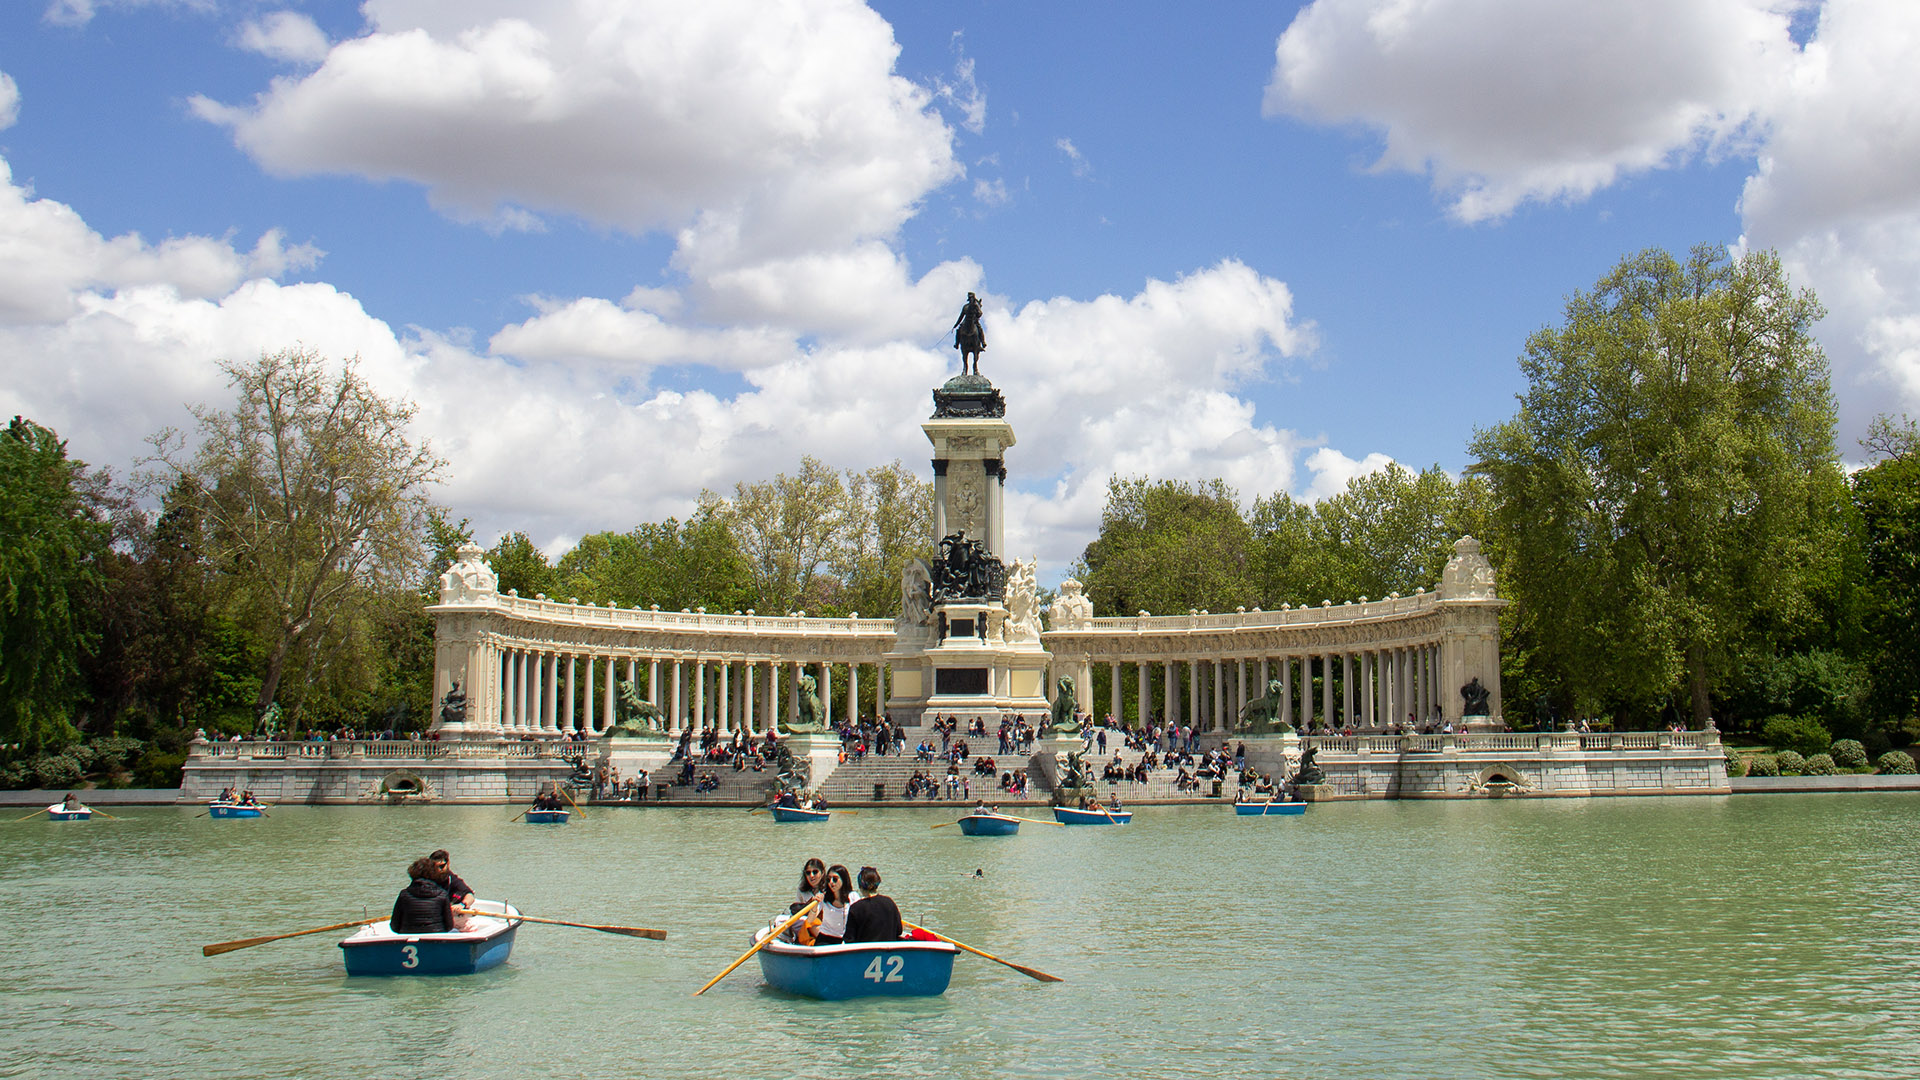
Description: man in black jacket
xmin=391 ymin=856 xmax=454 ymax=934
xmin=842 ymin=866 xmax=903 ymax=943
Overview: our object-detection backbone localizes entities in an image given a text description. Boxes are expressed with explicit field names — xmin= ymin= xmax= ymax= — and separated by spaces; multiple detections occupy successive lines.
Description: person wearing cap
xmin=842 ymin=866 xmax=904 ymax=943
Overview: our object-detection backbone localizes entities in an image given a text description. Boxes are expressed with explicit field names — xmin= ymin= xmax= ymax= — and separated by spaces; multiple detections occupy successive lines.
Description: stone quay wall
xmin=1242 ymin=730 xmax=1731 ymax=799
xmin=177 ymin=739 xmax=583 ymax=804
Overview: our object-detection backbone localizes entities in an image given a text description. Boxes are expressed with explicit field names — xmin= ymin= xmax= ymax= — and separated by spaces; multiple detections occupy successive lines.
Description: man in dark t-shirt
xmin=843 ymin=866 xmax=904 ymax=943
xmin=430 ymin=849 xmax=474 ymax=929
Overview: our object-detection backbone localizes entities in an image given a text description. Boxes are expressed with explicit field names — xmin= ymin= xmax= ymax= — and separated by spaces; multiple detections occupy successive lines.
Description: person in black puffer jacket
xmin=390 ymin=856 xmax=454 ymax=934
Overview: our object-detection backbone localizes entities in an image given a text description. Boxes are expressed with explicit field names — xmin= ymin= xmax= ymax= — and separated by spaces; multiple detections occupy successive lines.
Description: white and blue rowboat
xmin=956 ymin=812 xmax=1020 ymax=836
xmin=524 ymin=809 xmax=570 ymax=824
xmin=209 ymin=802 xmax=264 ymax=818
xmin=46 ymin=802 xmax=92 ymax=821
xmin=770 ymin=806 xmax=831 ymax=823
xmin=1053 ymin=805 xmax=1131 ymax=825
xmin=1234 ymin=800 xmax=1306 ymax=816
xmin=339 ymin=900 xmax=521 ymax=976
xmin=752 ymin=926 xmax=957 ymax=999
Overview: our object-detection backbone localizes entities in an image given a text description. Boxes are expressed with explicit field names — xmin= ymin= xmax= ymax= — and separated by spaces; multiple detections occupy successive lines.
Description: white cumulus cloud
xmin=192 ymin=0 xmax=960 ymax=273
xmin=235 ymin=11 xmax=332 ymax=65
xmin=1266 ymin=0 xmax=1796 ymax=222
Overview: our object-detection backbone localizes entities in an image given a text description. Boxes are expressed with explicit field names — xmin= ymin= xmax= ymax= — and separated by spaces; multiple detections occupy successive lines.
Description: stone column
xmin=603 ymin=656 xmax=615 ymax=733
xmin=1137 ymin=663 xmax=1150 ymax=727
xmin=1361 ymin=651 xmax=1373 ymax=728
xmin=566 ymin=655 xmax=579 ymax=734
xmin=787 ymin=662 xmax=799 ymax=727
xmin=1110 ymin=662 xmax=1122 ymax=725
xmin=848 ymin=662 xmax=859 ymax=724
xmin=646 ymin=658 xmax=658 ymax=706
xmin=714 ymin=661 xmax=729 ymax=735
xmin=1187 ymin=659 xmax=1200 ymax=732
xmin=669 ymin=661 xmax=683 ymax=734
xmin=1163 ymin=660 xmax=1177 ymax=725
xmin=1319 ymin=653 xmax=1332 ymax=730
xmin=1280 ymin=655 xmax=1293 ymax=729
xmin=1342 ymin=653 xmax=1353 ymax=727
xmin=743 ymin=662 xmax=756 ymax=735
xmin=821 ymin=663 xmax=833 ymax=727
xmin=1237 ymin=659 xmax=1247 ymax=728
xmin=931 ymin=460 xmax=949 ymax=540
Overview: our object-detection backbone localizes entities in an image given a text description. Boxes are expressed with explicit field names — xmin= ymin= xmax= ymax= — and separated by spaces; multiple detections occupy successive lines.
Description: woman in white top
xmin=813 ymin=864 xmax=855 ymax=945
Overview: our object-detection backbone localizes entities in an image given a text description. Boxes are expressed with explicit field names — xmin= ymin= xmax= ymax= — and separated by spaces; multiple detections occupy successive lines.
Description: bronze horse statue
xmin=952 ymin=292 xmax=985 ymax=376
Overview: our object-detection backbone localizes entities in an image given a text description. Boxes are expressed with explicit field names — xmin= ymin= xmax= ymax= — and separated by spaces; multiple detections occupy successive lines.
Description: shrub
xmin=1863 ymin=727 xmax=1892 ymax=760
xmin=1804 ymin=753 xmax=1838 ymax=775
xmin=1830 ymin=739 xmax=1869 ymax=769
xmin=1747 ymin=754 xmax=1780 ymax=777
xmin=1761 ymin=714 xmax=1832 ymax=757
xmin=1876 ymin=751 xmax=1917 ymax=775
xmin=1775 ymin=750 xmax=1806 ymax=775
xmin=1725 ymin=750 xmax=1746 ymax=778
xmin=132 ymin=749 xmax=186 ymax=789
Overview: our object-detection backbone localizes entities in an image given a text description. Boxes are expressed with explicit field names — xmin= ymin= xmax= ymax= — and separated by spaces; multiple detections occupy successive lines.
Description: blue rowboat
xmin=209 ymin=803 xmax=264 ymax=818
xmin=1053 ymin=805 xmax=1131 ymax=825
xmin=1234 ymin=800 xmax=1306 ymax=816
xmin=524 ymin=809 xmax=570 ymax=824
xmin=46 ymin=802 xmax=91 ymax=821
xmin=339 ymin=900 xmax=520 ymax=976
xmin=956 ymin=812 xmax=1020 ymax=836
xmin=770 ymin=806 xmax=831 ymax=823
xmin=752 ymin=927 xmax=957 ymax=999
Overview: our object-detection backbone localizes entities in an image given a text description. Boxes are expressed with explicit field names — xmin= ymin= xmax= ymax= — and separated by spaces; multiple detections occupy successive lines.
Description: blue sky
xmin=2 ymin=0 xmax=1915 ymax=581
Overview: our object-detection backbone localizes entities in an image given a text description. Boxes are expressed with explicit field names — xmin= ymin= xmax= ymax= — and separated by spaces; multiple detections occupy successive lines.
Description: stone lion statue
xmin=1237 ymin=679 xmax=1294 ymax=735
xmin=1049 ymin=675 xmax=1080 ymax=734
xmin=608 ymin=678 xmax=668 ymax=738
xmin=785 ymin=672 xmax=826 ymax=734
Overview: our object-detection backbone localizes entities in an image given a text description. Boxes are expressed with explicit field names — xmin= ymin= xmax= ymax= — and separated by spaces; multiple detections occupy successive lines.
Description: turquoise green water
xmin=4 ymin=796 xmax=1919 ymax=1080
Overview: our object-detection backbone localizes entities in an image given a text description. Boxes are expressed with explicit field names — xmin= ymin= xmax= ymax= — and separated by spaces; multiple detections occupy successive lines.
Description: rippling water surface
xmin=4 ymin=796 xmax=1919 ymax=1079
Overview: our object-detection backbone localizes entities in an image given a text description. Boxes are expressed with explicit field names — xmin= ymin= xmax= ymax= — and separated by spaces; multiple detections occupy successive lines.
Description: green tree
xmin=487 ymin=531 xmax=559 ymax=599
xmin=146 ymin=349 xmax=445 ymax=718
xmin=836 ymin=462 xmax=934 ymax=617
xmin=1253 ymin=465 xmax=1489 ymax=606
xmin=725 ymin=457 xmax=849 ymax=614
xmin=1854 ymin=415 xmax=1920 ymax=723
xmin=0 ymin=417 xmax=109 ymax=751
xmin=1079 ymin=477 xmax=1258 ymax=616
xmin=1470 ymin=245 xmax=1839 ymax=725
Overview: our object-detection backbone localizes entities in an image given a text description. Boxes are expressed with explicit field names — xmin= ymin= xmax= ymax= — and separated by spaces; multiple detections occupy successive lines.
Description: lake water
xmin=4 ymin=796 xmax=1918 ymax=1080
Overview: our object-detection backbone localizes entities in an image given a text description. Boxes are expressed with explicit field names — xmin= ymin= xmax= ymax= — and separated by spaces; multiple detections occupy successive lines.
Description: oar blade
xmin=599 ymin=925 xmax=668 ymax=940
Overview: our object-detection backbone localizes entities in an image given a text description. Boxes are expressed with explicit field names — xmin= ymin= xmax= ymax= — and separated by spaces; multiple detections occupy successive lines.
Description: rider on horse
xmin=953 ymin=292 xmax=985 ymax=375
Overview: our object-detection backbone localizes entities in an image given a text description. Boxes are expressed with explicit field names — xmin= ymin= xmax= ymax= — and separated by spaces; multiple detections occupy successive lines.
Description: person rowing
xmin=842 ymin=866 xmax=904 ymax=943
xmin=390 ymin=856 xmax=455 ymax=934
xmin=61 ymin=792 xmax=83 ymax=811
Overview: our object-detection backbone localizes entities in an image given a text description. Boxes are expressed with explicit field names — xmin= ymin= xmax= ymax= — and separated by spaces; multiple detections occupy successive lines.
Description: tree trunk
xmin=1687 ymin=643 xmax=1712 ymax=729
xmin=257 ymin=635 xmax=293 ymax=720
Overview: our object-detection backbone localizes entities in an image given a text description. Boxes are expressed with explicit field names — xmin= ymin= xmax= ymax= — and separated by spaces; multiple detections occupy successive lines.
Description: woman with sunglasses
xmin=794 ymin=857 xmax=826 ymax=908
xmin=811 ymin=865 xmax=855 ymax=946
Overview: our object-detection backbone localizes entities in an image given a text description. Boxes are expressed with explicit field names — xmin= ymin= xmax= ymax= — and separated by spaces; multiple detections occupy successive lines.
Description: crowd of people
xmin=214 ymin=787 xmax=260 ymax=805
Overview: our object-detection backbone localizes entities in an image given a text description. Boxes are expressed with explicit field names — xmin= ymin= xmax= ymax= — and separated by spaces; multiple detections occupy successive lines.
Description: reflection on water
xmin=3 ymin=796 xmax=1918 ymax=1079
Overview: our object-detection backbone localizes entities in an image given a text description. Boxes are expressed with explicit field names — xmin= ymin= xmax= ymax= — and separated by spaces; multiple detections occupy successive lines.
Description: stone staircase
xmin=815 ymin=750 xmax=1045 ymax=805
xmin=589 ymin=759 xmax=780 ymax=806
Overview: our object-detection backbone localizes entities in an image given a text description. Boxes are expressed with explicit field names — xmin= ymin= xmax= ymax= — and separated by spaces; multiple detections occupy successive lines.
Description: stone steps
xmin=816 ymin=753 xmax=1035 ymax=803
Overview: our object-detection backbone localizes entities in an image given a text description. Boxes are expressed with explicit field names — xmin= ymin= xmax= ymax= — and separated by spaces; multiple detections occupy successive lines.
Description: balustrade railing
xmin=186 ymin=738 xmax=588 ymax=762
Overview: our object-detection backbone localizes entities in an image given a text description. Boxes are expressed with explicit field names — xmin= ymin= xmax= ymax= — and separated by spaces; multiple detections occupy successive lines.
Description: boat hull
xmin=1234 ymin=801 xmax=1306 ymax=816
xmin=524 ymin=809 xmax=571 ymax=824
xmin=956 ymin=814 xmax=1020 ymax=836
xmin=1053 ymin=806 xmax=1131 ymax=825
xmin=339 ymin=901 xmax=520 ymax=976
xmin=46 ymin=804 xmax=90 ymax=821
xmin=770 ymin=806 xmax=831 ymax=822
xmin=209 ymin=803 xmax=263 ymax=818
xmin=754 ymin=931 xmax=956 ymax=999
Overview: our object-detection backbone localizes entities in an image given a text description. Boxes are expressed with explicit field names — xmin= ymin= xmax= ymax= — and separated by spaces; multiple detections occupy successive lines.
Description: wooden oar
xmin=89 ymin=807 xmax=121 ymax=820
xmin=693 ymin=898 xmax=818 ymax=995
xmin=203 ymin=917 xmax=383 ymax=956
xmin=903 ymin=921 xmax=1063 ymax=983
xmin=456 ymin=908 xmax=662 ymax=940
xmin=12 ymin=806 xmax=49 ymax=822
xmin=506 ymin=807 xmax=528 ymax=822
xmin=1006 ymin=816 xmax=1066 ymax=827
xmin=559 ymin=786 xmax=584 ymax=818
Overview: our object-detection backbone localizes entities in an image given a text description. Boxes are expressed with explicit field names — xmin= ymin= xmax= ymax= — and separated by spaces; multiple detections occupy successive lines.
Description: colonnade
xmin=488 ymin=649 xmax=892 ymax=737
xmin=1064 ymin=643 xmax=1447 ymax=733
